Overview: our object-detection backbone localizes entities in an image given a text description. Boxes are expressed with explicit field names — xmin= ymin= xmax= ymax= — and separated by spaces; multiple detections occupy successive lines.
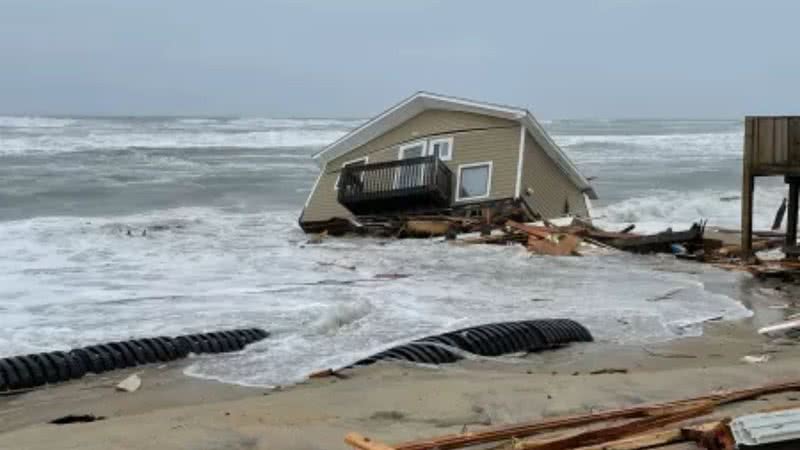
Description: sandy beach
xmin=2 ymin=275 xmax=799 ymax=450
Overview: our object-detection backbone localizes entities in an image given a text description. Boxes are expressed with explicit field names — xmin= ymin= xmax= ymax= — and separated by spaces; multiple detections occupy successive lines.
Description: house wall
xmin=518 ymin=131 xmax=589 ymax=219
xmin=301 ymin=109 xmax=520 ymax=223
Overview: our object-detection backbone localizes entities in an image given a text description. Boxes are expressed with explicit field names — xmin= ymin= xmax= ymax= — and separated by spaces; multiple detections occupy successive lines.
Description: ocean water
xmin=0 ymin=116 xmax=778 ymax=387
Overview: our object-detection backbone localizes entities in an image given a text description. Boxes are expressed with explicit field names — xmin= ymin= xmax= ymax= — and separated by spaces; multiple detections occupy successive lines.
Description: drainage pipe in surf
xmin=353 ymin=319 xmax=592 ymax=367
xmin=0 ymin=328 xmax=269 ymax=391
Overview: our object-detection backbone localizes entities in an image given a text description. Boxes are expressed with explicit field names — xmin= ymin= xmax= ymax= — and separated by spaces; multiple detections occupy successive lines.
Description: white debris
xmin=115 ymin=373 xmax=142 ymax=392
xmin=741 ymin=355 xmax=771 ymax=364
xmin=758 ymin=319 xmax=800 ymax=336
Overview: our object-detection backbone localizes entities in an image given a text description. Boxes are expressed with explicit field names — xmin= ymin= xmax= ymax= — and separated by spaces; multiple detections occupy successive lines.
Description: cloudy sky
xmin=1 ymin=0 xmax=797 ymax=118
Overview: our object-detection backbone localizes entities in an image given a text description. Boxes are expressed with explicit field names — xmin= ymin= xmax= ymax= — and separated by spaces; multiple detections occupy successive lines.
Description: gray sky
xmin=1 ymin=0 xmax=798 ymax=118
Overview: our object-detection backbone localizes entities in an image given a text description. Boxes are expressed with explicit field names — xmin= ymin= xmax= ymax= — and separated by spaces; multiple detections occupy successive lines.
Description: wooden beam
xmin=345 ymin=433 xmax=397 ymax=450
xmin=512 ymin=402 xmax=715 ymax=450
xmin=786 ymin=179 xmax=799 ymax=257
xmin=742 ymin=117 xmax=755 ymax=261
xmin=562 ymin=429 xmax=684 ymax=450
xmin=388 ymin=380 xmax=800 ymax=450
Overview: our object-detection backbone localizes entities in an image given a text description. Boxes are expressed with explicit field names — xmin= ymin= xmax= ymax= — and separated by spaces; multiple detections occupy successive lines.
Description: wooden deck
xmin=337 ymin=156 xmax=453 ymax=215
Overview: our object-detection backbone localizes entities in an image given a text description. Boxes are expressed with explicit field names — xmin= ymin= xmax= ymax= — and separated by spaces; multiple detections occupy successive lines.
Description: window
xmin=428 ymin=137 xmax=453 ymax=161
xmin=398 ymin=141 xmax=426 ymax=159
xmin=334 ymin=157 xmax=368 ymax=190
xmin=395 ymin=141 xmax=427 ymax=188
xmin=456 ymin=162 xmax=492 ymax=201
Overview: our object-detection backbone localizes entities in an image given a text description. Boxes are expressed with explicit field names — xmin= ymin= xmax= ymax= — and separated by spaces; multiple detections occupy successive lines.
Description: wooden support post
xmin=787 ymin=177 xmax=799 ymax=258
xmin=742 ymin=117 xmax=755 ymax=262
xmin=741 ymin=175 xmax=754 ymax=261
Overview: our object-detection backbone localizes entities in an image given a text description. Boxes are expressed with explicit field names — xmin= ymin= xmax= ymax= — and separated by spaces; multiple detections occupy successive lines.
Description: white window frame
xmin=427 ymin=137 xmax=453 ymax=161
xmin=394 ymin=141 xmax=428 ymax=188
xmin=334 ymin=156 xmax=368 ymax=190
xmin=398 ymin=140 xmax=427 ymax=160
xmin=455 ymin=161 xmax=493 ymax=202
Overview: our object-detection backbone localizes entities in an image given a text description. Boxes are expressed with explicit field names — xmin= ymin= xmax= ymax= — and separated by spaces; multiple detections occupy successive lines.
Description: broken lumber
xmin=606 ymin=223 xmax=704 ymax=254
xmin=405 ymin=220 xmax=452 ymax=237
xmin=758 ymin=318 xmax=800 ymax=336
xmin=510 ymin=401 xmax=716 ymax=450
xmin=567 ymin=425 xmax=703 ymax=450
xmin=773 ymin=198 xmax=788 ymax=231
xmin=527 ymin=234 xmax=580 ymax=257
xmin=506 ymin=221 xmax=582 ymax=256
xmin=346 ymin=433 xmax=397 ymax=450
xmin=353 ymin=380 xmax=800 ymax=450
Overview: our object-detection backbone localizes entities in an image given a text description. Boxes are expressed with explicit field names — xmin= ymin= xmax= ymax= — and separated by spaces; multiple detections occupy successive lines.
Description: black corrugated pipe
xmin=0 ymin=328 xmax=269 ymax=392
xmin=352 ymin=319 xmax=592 ymax=367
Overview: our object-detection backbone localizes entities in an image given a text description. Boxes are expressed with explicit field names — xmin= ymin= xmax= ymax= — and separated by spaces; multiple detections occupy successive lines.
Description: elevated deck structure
xmin=742 ymin=116 xmax=800 ymax=258
xmin=337 ymin=155 xmax=453 ymax=216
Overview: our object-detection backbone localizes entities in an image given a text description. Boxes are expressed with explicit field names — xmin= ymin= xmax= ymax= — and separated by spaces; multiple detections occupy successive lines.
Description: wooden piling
xmin=787 ymin=177 xmax=799 ymax=258
xmin=741 ymin=117 xmax=755 ymax=261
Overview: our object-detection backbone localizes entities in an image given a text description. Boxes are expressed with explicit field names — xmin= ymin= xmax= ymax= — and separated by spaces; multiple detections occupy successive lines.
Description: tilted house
xmin=299 ymin=92 xmax=596 ymax=231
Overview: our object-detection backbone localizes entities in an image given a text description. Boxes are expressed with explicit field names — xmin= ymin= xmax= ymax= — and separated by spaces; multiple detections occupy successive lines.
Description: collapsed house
xmin=299 ymin=92 xmax=597 ymax=234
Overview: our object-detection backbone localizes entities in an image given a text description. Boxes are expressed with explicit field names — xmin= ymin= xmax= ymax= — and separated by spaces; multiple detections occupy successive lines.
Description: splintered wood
xmin=506 ymin=221 xmax=582 ymax=256
xmin=344 ymin=379 xmax=800 ymax=450
xmin=461 ymin=219 xmax=708 ymax=258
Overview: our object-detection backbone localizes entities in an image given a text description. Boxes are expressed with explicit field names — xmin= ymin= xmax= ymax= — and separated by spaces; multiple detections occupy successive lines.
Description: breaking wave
xmin=555 ymin=131 xmax=743 ymax=166
xmin=0 ymin=116 xmax=359 ymax=155
xmin=594 ymin=185 xmax=787 ymax=233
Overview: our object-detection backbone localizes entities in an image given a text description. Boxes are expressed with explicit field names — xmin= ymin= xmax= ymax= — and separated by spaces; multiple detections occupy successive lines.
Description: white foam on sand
xmin=0 ymin=207 xmax=752 ymax=387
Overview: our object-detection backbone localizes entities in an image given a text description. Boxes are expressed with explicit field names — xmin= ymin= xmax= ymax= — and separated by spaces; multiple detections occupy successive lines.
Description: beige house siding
xmin=518 ymin=131 xmax=589 ymax=219
xmin=302 ymin=110 xmax=520 ymax=222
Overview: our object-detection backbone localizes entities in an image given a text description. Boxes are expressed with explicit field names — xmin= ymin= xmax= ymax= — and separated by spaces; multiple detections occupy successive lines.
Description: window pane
xmin=338 ymin=159 xmax=366 ymax=189
xmin=431 ymin=142 xmax=450 ymax=159
xmin=402 ymin=145 xmax=424 ymax=158
xmin=459 ymin=165 xmax=489 ymax=198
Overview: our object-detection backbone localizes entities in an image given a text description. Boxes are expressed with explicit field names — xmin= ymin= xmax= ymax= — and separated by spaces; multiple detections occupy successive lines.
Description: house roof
xmin=312 ymin=91 xmax=597 ymax=199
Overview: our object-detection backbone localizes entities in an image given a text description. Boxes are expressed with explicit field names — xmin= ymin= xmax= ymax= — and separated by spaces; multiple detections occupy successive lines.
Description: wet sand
xmin=2 ymin=277 xmax=800 ymax=449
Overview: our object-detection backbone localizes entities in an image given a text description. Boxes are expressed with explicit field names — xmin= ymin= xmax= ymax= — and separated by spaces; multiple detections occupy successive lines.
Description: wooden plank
xmin=605 ymin=224 xmax=703 ymax=253
xmin=507 ymin=221 xmax=553 ymax=239
xmin=744 ymin=117 xmax=755 ymax=170
xmin=757 ymin=117 xmax=775 ymax=166
xmin=788 ymin=181 xmax=799 ymax=253
xmin=742 ymin=118 xmax=755 ymax=260
xmin=389 ymin=380 xmax=800 ymax=450
xmin=791 ymin=118 xmax=800 ymax=164
xmin=345 ymin=433 xmax=397 ymax=450
xmin=776 ymin=117 xmax=789 ymax=164
xmin=527 ymin=234 xmax=580 ymax=257
xmin=539 ymin=420 xmax=723 ymax=450
xmin=514 ymin=402 xmax=716 ymax=450
xmin=506 ymin=221 xmax=581 ymax=256
xmin=563 ymin=429 xmax=684 ymax=450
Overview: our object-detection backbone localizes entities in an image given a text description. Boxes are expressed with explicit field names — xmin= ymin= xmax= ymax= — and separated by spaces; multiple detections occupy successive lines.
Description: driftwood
xmin=606 ymin=223 xmax=704 ymax=253
xmin=345 ymin=379 xmax=800 ymax=450
xmin=509 ymin=401 xmax=715 ymax=450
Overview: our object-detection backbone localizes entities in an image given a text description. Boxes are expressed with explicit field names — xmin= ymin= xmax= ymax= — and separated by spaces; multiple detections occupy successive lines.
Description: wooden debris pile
xmin=344 ymin=379 xmax=800 ymax=450
xmin=303 ymin=212 xmax=797 ymax=277
xmin=457 ymin=218 xmax=708 ymax=258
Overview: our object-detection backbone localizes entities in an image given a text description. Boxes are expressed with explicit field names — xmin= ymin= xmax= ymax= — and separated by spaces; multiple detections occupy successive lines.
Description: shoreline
xmin=2 ymin=272 xmax=799 ymax=449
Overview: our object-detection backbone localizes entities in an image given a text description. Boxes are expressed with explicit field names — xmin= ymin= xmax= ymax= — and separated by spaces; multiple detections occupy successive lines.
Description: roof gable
xmin=313 ymin=92 xmax=597 ymax=199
